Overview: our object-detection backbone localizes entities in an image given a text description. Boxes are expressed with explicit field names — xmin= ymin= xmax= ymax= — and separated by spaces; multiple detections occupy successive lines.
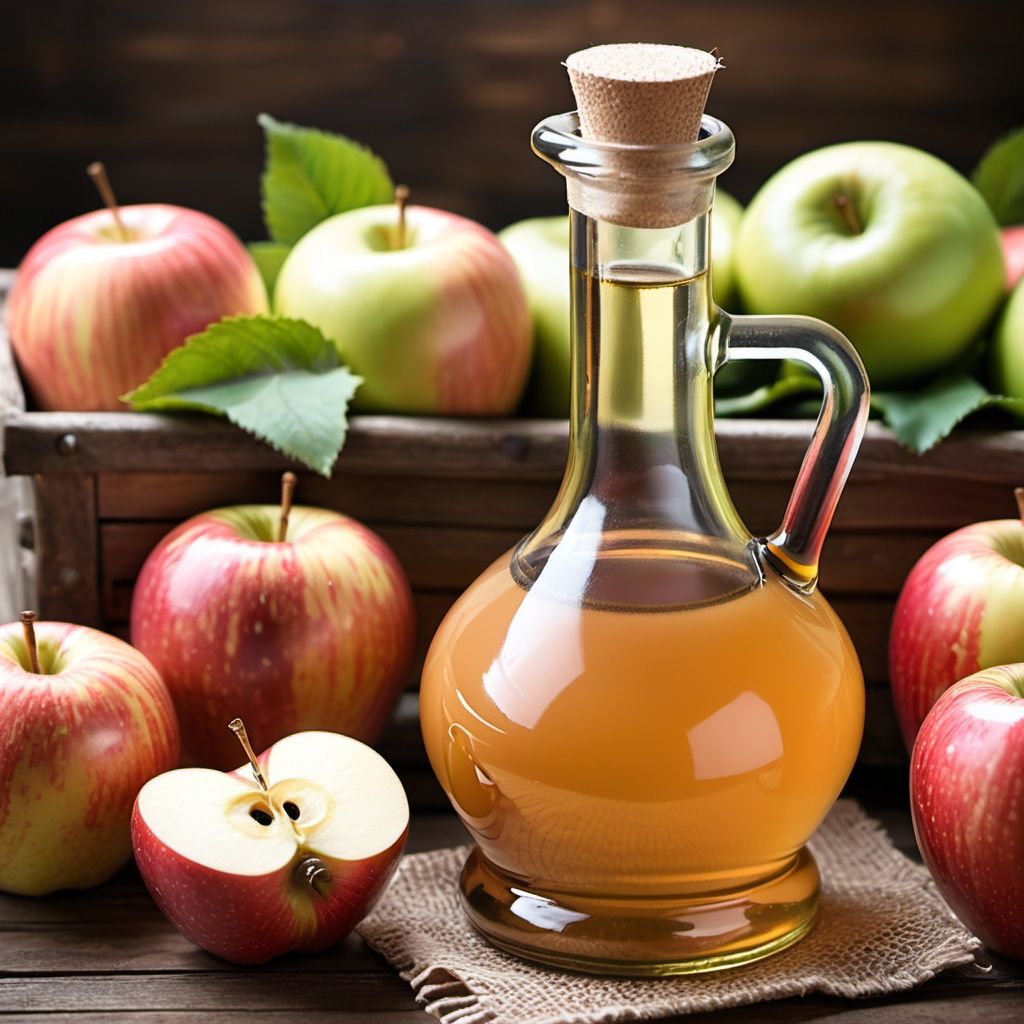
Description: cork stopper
xmin=563 ymin=43 xmax=722 ymax=227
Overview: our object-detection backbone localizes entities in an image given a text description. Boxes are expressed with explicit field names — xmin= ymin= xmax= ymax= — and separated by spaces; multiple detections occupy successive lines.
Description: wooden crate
xmin=4 ymin=275 xmax=1024 ymax=806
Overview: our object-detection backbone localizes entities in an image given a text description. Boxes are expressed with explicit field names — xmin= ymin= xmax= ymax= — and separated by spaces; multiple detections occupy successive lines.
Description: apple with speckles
xmin=130 ymin=474 xmax=416 ymax=770
xmin=274 ymin=198 xmax=532 ymax=414
xmin=7 ymin=187 xmax=267 ymax=411
xmin=911 ymin=664 xmax=1024 ymax=959
xmin=0 ymin=612 xmax=180 ymax=896
xmin=132 ymin=723 xmax=409 ymax=963
xmin=889 ymin=490 xmax=1024 ymax=750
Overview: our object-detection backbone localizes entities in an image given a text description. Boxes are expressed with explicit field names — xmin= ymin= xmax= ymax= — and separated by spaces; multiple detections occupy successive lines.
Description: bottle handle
xmin=724 ymin=314 xmax=870 ymax=589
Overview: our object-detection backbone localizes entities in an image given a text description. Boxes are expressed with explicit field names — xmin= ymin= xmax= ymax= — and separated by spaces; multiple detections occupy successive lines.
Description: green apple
xmin=273 ymin=204 xmax=533 ymax=415
xmin=710 ymin=187 xmax=743 ymax=310
xmin=497 ymin=215 xmax=571 ymax=417
xmin=989 ymin=276 xmax=1024 ymax=398
xmin=735 ymin=141 xmax=1005 ymax=390
xmin=498 ymin=190 xmax=745 ymax=417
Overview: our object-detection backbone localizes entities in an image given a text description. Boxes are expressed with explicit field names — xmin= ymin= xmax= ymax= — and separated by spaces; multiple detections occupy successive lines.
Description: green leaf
xmin=972 ymin=126 xmax=1024 ymax=226
xmin=870 ymin=371 xmax=993 ymax=453
xmin=714 ymin=372 xmax=821 ymax=417
xmin=125 ymin=316 xmax=362 ymax=477
xmin=258 ymin=112 xmax=394 ymax=245
xmin=248 ymin=240 xmax=292 ymax=298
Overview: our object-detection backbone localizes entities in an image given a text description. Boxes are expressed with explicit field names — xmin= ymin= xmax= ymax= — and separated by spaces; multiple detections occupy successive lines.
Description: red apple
xmin=889 ymin=492 xmax=1024 ymax=750
xmin=129 ymin=475 xmax=416 ymax=770
xmin=1002 ymin=225 xmax=1024 ymax=291
xmin=0 ymin=612 xmax=180 ymax=896
xmin=910 ymin=664 xmax=1024 ymax=959
xmin=132 ymin=722 xmax=409 ymax=963
xmin=273 ymin=200 xmax=532 ymax=414
xmin=7 ymin=201 xmax=268 ymax=411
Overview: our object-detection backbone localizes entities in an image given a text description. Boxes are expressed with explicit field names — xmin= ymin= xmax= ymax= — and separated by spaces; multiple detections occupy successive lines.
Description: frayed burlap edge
xmin=357 ymin=800 xmax=980 ymax=1024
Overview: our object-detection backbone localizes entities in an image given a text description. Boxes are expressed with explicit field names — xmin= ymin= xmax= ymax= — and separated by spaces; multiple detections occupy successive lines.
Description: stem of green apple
xmin=1015 ymin=487 xmax=1024 ymax=522
xmin=834 ymin=194 xmax=862 ymax=235
xmin=394 ymin=184 xmax=410 ymax=250
xmin=278 ymin=471 xmax=297 ymax=543
xmin=20 ymin=610 xmax=41 ymax=674
xmin=86 ymin=162 xmax=130 ymax=243
xmin=228 ymin=718 xmax=269 ymax=791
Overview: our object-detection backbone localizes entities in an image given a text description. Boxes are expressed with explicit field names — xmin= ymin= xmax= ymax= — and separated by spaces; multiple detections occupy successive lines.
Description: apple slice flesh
xmin=138 ymin=732 xmax=409 ymax=872
xmin=136 ymin=768 xmax=299 ymax=875
xmin=258 ymin=731 xmax=409 ymax=860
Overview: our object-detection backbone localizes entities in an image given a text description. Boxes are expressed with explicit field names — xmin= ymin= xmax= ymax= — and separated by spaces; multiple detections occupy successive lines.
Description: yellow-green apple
xmin=910 ymin=665 xmax=1024 ymax=959
xmin=7 ymin=203 xmax=268 ymax=411
xmin=273 ymin=202 xmax=532 ymax=414
xmin=132 ymin=723 xmax=409 ymax=963
xmin=497 ymin=189 xmax=744 ymax=417
xmin=0 ymin=612 xmax=180 ymax=896
xmin=889 ymin=492 xmax=1024 ymax=750
xmin=988 ymin=276 xmax=1024 ymax=398
xmin=735 ymin=141 xmax=1005 ymax=389
xmin=129 ymin=476 xmax=416 ymax=770
xmin=496 ymin=214 xmax=571 ymax=417
xmin=710 ymin=187 xmax=744 ymax=310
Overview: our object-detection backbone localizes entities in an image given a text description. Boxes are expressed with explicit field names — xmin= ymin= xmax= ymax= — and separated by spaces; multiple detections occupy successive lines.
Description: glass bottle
xmin=419 ymin=109 xmax=870 ymax=975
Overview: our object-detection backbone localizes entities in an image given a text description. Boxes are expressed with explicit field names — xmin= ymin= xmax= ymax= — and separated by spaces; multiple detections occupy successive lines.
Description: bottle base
xmin=459 ymin=845 xmax=820 ymax=976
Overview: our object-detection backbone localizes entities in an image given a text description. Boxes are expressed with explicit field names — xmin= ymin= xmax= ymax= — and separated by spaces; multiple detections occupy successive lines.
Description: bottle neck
xmin=513 ymin=204 xmax=757 ymax=601
xmin=569 ymin=208 xmax=716 ymax=439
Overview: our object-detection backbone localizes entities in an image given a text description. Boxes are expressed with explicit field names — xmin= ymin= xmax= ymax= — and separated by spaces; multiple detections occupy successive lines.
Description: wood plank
xmin=30 ymin=473 xmax=100 ymax=626
xmin=95 ymin=470 xmax=558 ymax=530
xmin=0 ymin=971 xmax=417 ymax=1014
xmin=96 ymin=519 xmax=944 ymax=610
xmin=0 ymin=1016 xmax=427 ymax=1023
xmin=1 ymin=410 xmax=572 ymax=479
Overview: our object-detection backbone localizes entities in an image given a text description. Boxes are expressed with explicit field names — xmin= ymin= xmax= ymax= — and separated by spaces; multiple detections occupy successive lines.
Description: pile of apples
xmin=889 ymin=492 xmax=1024 ymax=961
xmin=6 ymin=164 xmax=533 ymax=418
xmin=0 ymin=475 xmax=416 ymax=964
xmin=501 ymin=139 xmax=1023 ymax=414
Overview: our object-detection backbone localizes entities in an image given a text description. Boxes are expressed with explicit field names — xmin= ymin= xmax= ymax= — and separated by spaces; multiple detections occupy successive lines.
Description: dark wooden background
xmin=1 ymin=0 xmax=1022 ymax=269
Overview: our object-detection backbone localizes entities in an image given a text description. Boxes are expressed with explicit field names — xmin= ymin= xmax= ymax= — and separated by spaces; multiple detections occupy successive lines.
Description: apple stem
xmin=20 ymin=611 xmax=42 ymax=674
xmin=834 ymin=194 xmax=863 ymax=235
xmin=228 ymin=718 xmax=268 ymax=791
xmin=296 ymin=855 xmax=333 ymax=897
xmin=86 ymin=162 xmax=130 ymax=242
xmin=1015 ymin=487 xmax=1024 ymax=523
xmin=278 ymin=471 xmax=297 ymax=543
xmin=394 ymin=184 xmax=410 ymax=250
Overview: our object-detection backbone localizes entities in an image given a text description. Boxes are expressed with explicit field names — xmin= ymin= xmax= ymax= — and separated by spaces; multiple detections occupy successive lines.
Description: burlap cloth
xmin=356 ymin=800 xmax=980 ymax=1023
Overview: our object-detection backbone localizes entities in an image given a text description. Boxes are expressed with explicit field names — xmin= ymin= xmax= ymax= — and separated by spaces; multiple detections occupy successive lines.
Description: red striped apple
xmin=7 ymin=201 xmax=268 ymax=411
xmin=132 ymin=723 xmax=409 ymax=963
xmin=0 ymin=612 xmax=180 ymax=896
xmin=1002 ymin=225 xmax=1024 ymax=291
xmin=910 ymin=665 xmax=1024 ymax=959
xmin=129 ymin=475 xmax=416 ymax=770
xmin=889 ymin=491 xmax=1024 ymax=750
xmin=273 ymin=201 xmax=532 ymax=414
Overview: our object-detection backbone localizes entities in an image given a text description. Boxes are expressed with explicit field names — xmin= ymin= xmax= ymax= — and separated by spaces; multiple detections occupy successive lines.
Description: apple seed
xmin=249 ymin=807 xmax=274 ymax=827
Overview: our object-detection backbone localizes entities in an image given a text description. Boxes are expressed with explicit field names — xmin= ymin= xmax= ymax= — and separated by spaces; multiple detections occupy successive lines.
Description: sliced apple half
xmin=132 ymin=729 xmax=409 ymax=964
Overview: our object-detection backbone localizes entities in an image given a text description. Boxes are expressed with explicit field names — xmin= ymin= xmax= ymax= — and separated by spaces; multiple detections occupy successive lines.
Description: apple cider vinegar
xmin=422 ymin=542 xmax=863 ymax=967
xmin=420 ymin=64 xmax=870 ymax=975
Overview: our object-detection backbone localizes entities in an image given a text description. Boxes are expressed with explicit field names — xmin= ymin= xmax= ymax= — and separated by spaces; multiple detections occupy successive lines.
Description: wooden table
xmin=2 ymin=807 xmax=1022 ymax=1023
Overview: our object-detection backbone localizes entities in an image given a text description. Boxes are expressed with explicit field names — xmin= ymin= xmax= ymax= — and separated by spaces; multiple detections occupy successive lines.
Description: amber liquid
xmin=420 ymin=262 xmax=864 ymax=974
xmin=420 ymin=548 xmax=864 ymax=971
